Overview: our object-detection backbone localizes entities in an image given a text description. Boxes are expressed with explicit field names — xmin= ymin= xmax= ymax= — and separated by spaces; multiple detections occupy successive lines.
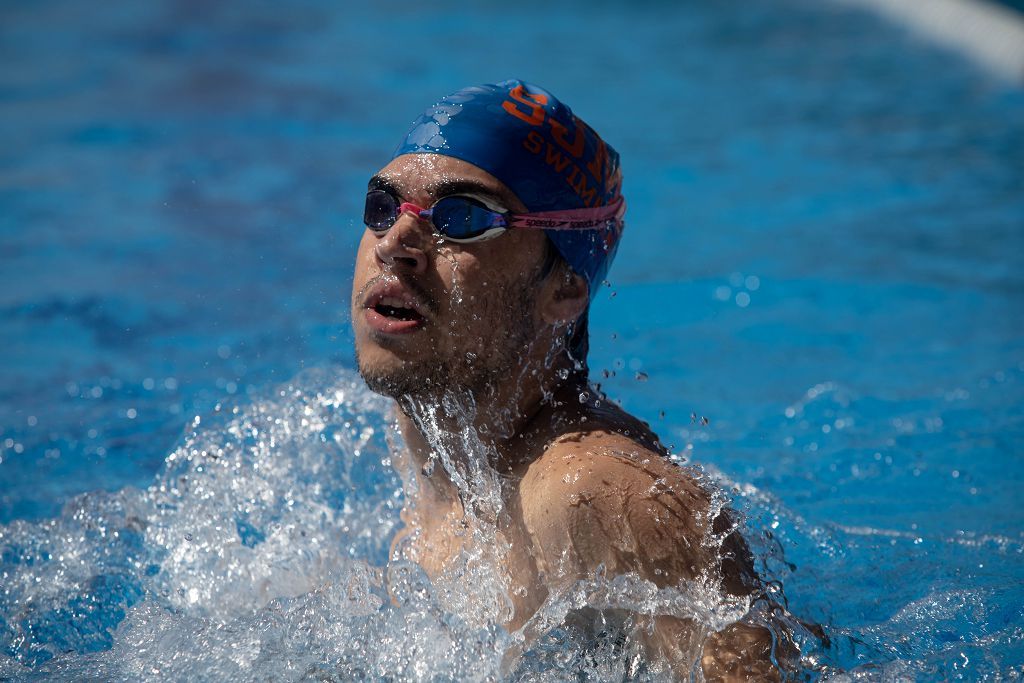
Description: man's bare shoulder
xmin=517 ymin=429 xmax=717 ymax=587
xmin=520 ymin=429 xmax=708 ymax=508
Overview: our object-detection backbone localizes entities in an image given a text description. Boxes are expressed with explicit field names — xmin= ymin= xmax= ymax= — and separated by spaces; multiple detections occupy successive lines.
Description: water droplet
xmin=184 ymin=533 xmax=193 ymax=542
xmin=578 ymin=392 xmax=589 ymax=404
xmin=421 ymin=459 xmax=436 ymax=477
xmin=635 ymin=372 xmax=648 ymax=382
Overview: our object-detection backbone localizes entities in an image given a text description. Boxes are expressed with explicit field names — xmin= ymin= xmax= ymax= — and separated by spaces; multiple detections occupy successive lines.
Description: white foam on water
xmin=0 ymin=367 xmax=798 ymax=681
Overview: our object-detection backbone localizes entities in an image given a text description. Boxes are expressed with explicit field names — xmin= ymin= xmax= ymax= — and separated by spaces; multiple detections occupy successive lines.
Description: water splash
xmin=1 ymin=367 xmax=816 ymax=680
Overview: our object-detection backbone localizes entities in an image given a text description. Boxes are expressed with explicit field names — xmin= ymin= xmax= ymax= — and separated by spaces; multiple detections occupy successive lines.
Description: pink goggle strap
xmin=505 ymin=196 xmax=626 ymax=231
xmin=398 ymin=197 xmax=625 ymax=232
xmin=398 ymin=202 xmax=430 ymax=218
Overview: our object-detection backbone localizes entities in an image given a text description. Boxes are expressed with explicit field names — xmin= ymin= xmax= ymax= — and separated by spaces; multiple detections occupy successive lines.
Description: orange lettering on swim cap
xmin=502 ymin=84 xmax=548 ymax=126
xmin=522 ymin=131 xmax=545 ymax=154
xmin=549 ymin=116 xmax=585 ymax=158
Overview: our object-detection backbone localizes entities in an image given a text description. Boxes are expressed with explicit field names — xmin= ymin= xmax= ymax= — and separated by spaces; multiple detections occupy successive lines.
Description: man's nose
xmin=374 ymin=213 xmax=430 ymax=273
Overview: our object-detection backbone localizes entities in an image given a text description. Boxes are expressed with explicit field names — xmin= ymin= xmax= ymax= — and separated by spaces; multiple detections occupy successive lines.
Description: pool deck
xmin=839 ymin=0 xmax=1024 ymax=82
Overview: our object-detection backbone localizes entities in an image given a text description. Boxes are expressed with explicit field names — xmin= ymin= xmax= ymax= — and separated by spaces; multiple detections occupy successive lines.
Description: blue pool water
xmin=2 ymin=0 xmax=1023 ymax=678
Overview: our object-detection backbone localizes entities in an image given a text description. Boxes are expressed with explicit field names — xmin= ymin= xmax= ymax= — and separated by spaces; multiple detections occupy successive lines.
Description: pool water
xmin=2 ymin=0 xmax=1023 ymax=678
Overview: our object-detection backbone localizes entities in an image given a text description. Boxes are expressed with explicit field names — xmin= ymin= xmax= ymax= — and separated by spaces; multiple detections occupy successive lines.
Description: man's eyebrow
xmin=367 ymin=175 xmax=509 ymax=207
xmin=367 ymin=175 xmax=400 ymax=194
xmin=428 ymin=179 xmax=507 ymax=205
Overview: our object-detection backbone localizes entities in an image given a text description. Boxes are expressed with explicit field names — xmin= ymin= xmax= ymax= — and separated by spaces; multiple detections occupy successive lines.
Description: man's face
xmin=351 ymin=154 xmax=551 ymax=399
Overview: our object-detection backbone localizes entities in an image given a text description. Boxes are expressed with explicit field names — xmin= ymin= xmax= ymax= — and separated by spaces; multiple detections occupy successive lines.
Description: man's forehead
xmin=371 ymin=154 xmax=525 ymax=210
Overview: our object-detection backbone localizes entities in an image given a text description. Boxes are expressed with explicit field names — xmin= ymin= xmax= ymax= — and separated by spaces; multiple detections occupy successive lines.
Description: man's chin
xmin=356 ymin=355 xmax=439 ymax=400
xmin=360 ymin=370 xmax=419 ymax=399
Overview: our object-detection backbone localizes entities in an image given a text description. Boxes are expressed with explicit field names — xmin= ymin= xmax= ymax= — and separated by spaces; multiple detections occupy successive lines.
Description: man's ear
xmin=539 ymin=267 xmax=589 ymax=326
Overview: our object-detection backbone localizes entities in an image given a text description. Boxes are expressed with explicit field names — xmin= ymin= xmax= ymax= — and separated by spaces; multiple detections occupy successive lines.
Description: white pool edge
xmin=836 ymin=0 xmax=1024 ymax=82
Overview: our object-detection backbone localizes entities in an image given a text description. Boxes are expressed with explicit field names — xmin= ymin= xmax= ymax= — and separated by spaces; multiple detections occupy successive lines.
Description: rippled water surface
xmin=2 ymin=0 xmax=1023 ymax=679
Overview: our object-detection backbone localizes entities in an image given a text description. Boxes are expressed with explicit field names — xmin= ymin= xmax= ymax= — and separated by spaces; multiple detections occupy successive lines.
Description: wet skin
xmin=352 ymin=154 xmax=779 ymax=680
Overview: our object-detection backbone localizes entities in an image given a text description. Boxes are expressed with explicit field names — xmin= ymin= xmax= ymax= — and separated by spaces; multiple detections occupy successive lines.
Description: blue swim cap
xmin=392 ymin=79 xmax=625 ymax=293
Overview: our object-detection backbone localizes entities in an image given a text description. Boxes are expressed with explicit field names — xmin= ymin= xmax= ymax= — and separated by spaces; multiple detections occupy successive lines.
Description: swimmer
xmin=351 ymin=80 xmax=781 ymax=680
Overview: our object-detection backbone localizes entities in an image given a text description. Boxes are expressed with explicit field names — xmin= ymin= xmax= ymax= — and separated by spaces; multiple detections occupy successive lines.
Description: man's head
xmin=351 ymin=80 xmax=624 ymax=400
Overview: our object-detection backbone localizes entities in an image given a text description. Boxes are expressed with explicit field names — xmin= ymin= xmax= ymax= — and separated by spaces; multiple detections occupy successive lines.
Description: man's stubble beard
xmin=356 ymin=277 xmax=540 ymax=403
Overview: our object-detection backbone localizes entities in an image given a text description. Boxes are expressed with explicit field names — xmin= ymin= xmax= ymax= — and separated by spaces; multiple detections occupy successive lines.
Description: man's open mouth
xmin=362 ymin=284 xmax=430 ymax=335
xmin=373 ymin=298 xmax=424 ymax=322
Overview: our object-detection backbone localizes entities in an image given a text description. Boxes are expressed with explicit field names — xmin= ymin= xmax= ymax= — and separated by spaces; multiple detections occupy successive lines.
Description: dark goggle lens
xmin=363 ymin=190 xmax=398 ymax=231
xmin=431 ymin=196 xmax=498 ymax=240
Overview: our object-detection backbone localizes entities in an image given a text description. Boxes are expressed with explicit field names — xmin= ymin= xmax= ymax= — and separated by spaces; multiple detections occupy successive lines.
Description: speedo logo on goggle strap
xmin=508 ymin=207 xmax=624 ymax=231
xmin=500 ymin=85 xmax=621 ymax=209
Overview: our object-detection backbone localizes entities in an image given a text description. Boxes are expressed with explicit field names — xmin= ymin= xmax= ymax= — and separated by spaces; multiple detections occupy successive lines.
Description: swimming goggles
xmin=363 ymin=189 xmax=625 ymax=244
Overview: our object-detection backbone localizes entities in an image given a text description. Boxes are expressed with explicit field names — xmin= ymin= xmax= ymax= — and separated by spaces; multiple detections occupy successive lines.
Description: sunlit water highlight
xmin=3 ymin=365 xmax=1021 ymax=679
xmin=0 ymin=370 xmax=809 ymax=680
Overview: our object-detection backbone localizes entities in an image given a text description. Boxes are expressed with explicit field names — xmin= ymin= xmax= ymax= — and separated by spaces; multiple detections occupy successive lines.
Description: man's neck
xmin=392 ymin=360 xmax=587 ymax=504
